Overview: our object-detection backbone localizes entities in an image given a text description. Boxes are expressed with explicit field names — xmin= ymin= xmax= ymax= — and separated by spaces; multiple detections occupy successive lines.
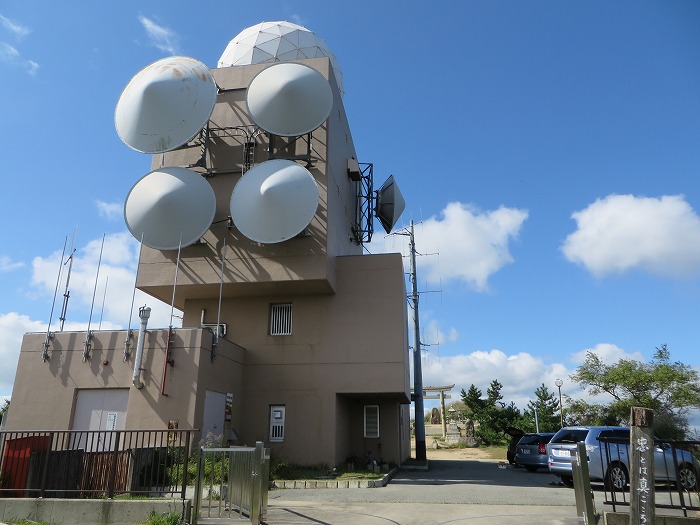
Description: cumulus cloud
xmin=96 ymin=201 xmax=123 ymax=221
xmin=425 ymin=319 xmax=458 ymax=345
xmin=0 ymin=14 xmax=30 ymax=39
xmin=138 ymin=15 xmax=179 ymax=54
xmin=0 ymin=312 xmax=44 ymax=394
xmin=0 ymin=255 xmax=24 ymax=272
xmin=562 ymin=194 xmax=700 ymax=278
xmin=372 ymin=202 xmax=528 ymax=291
xmin=418 ymin=348 xmax=577 ymax=412
xmin=30 ymin=232 xmax=180 ymax=330
xmin=571 ymin=342 xmax=646 ymax=365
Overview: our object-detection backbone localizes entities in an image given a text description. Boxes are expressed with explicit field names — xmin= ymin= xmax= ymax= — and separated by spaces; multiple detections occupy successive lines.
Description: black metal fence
xmin=0 ymin=429 xmax=195 ymax=499
xmin=597 ymin=436 xmax=700 ymax=517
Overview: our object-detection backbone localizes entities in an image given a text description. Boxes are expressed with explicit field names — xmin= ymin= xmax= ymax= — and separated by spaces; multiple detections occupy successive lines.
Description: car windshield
xmin=518 ymin=435 xmax=541 ymax=445
xmin=551 ymin=429 xmax=588 ymax=444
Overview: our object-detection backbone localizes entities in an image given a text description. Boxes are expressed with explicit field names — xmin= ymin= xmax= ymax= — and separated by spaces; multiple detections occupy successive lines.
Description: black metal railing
xmin=597 ymin=436 xmax=700 ymax=517
xmin=0 ymin=429 xmax=195 ymax=499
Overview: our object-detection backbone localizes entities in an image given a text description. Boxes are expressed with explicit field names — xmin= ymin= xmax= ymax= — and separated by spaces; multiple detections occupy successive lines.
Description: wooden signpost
xmin=630 ymin=407 xmax=655 ymax=525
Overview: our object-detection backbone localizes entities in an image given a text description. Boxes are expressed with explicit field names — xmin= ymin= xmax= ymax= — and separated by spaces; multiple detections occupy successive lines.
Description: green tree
xmin=0 ymin=399 xmax=9 ymax=425
xmin=570 ymin=344 xmax=700 ymax=438
xmin=525 ymin=384 xmax=561 ymax=432
xmin=460 ymin=381 xmax=523 ymax=445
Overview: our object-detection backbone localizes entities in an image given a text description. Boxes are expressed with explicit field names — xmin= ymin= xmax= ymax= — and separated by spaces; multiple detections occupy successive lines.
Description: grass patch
xmin=140 ymin=512 xmax=184 ymax=525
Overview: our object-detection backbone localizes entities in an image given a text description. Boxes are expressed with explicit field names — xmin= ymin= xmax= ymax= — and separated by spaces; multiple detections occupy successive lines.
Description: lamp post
xmin=555 ymin=379 xmax=564 ymax=428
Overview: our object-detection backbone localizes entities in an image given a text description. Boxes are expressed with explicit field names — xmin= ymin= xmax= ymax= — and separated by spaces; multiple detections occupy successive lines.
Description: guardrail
xmin=597 ymin=436 xmax=700 ymax=517
xmin=0 ymin=429 xmax=194 ymax=499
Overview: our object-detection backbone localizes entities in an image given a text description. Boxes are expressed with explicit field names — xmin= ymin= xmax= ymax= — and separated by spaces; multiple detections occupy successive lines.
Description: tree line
xmin=441 ymin=345 xmax=700 ymax=446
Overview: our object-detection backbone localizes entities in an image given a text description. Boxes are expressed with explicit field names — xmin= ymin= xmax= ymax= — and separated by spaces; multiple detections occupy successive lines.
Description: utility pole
xmin=409 ymin=220 xmax=426 ymax=461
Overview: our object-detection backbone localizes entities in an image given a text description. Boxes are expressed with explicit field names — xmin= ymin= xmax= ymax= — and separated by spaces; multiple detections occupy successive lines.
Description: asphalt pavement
xmin=263 ymin=459 xmax=583 ymax=525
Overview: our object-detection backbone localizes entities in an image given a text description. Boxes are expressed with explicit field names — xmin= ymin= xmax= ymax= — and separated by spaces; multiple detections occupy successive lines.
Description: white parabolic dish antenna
xmin=115 ymin=56 xmax=218 ymax=154
xmin=375 ymin=175 xmax=406 ymax=234
xmin=125 ymin=167 xmax=216 ymax=250
xmin=230 ymin=159 xmax=319 ymax=244
xmin=246 ymin=63 xmax=333 ymax=136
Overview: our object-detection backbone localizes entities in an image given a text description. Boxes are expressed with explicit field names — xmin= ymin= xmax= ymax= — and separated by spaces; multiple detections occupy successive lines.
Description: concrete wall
xmin=6 ymin=328 xmax=244 ymax=440
xmin=0 ymin=498 xmax=190 ymax=525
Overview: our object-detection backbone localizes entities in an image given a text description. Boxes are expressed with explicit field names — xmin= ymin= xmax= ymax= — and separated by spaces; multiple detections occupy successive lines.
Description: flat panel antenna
xmin=246 ymin=62 xmax=333 ymax=137
xmin=124 ymin=167 xmax=216 ymax=250
xmin=115 ymin=56 xmax=217 ymax=153
xmin=230 ymin=159 xmax=318 ymax=244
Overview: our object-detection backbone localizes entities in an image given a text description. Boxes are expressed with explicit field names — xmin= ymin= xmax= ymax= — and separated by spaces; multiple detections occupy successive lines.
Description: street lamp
xmin=555 ymin=379 xmax=564 ymax=428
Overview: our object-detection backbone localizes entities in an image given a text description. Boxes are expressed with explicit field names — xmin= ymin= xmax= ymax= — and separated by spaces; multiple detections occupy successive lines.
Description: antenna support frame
xmin=352 ymin=162 xmax=375 ymax=244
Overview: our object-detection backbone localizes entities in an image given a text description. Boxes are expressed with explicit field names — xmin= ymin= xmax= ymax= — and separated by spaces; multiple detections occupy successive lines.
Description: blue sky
xmin=1 ymin=1 xmax=700 ymax=427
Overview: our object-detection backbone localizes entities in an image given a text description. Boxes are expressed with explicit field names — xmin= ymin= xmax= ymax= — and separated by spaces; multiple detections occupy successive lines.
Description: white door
xmin=72 ymin=389 xmax=129 ymax=451
xmin=202 ymin=390 xmax=226 ymax=445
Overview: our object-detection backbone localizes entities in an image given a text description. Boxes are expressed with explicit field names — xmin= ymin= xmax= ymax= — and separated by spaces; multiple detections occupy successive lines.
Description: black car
xmin=504 ymin=427 xmax=524 ymax=464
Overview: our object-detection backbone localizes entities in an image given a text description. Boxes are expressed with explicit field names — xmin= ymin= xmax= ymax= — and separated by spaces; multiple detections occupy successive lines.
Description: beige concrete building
xmin=6 ymin=56 xmax=412 ymax=468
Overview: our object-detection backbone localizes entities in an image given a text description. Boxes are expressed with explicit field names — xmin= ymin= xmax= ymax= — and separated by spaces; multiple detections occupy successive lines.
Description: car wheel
xmin=561 ymin=475 xmax=574 ymax=488
xmin=677 ymin=463 xmax=698 ymax=491
xmin=525 ymin=465 xmax=538 ymax=472
xmin=605 ymin=462 xmax=629 ymax=491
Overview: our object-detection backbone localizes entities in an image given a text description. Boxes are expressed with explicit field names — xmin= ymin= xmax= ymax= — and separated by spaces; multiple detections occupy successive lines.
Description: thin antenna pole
xmin=59 ymin=227 xmax=78 ymax=331
xmin=409 ymin=220 xmax=427 ymax=462
xmin=162 ymin=233 xmax=182 ymax=396
xmin=43 ymin=236 xmax=68 ymax=362
xmin=84 ymin=233 xmax=105 ymax=362
xmin=212 ymin=238 xmax=226 ymax=362
xmin=169 ymin=233 xmax=183 ymax=326
xmin=124 ymin=234 xmax=144 ymax=361
xmin=98 ymin=275 xmax=108 ymax=330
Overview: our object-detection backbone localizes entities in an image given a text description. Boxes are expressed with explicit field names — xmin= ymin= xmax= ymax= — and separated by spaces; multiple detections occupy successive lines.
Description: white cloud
xmin=562 ymin=194 xmax=700 ymax=278
xmin=0 ymin=42 xmax=19 ymax=61
xmin=0 ymin=41 xmax=39 ymax=74
xmin=571 ymin=342 xmax=646 ymax=366
xmin=0 ymin=255 xmax=24 ymax=272
xmin=371 ymin=202 xmax=528 ymax=291
xmin=96 ymin=200 xmax=123 ymax=221
xmin=0 ymin=14 xmax=31 ymax=39
xmin=425 ymin=319 xmax=458 ymax=345
xmin=418 ymin=348 xmax=577 ymax=412
xmin=138 ymin=15 xmax=179 ymax=54
xmin=0 ymin=312 xmax=44 ymax=395
xmin=30 ymin=232 xmax=180 ymax=330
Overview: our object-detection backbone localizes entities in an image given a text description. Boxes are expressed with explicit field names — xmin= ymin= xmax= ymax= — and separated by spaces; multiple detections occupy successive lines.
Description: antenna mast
xmin=84 ymin=234 xmax=105 ymax=362
xmin=409 ymin=220 xmax=427 ymax=461
xmin=43 ymin=236 xmax=68 ymax=362
xmin=59 ymin=227 xmax=77 ymax=331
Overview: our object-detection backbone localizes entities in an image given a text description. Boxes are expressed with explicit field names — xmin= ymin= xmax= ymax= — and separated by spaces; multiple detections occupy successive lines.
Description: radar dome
xmin=218 ymin=21 xmax=343 ymax=96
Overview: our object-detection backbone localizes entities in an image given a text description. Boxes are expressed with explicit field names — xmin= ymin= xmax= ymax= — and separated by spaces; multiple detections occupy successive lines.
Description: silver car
xmin=547 ymin=426 xmax=699 ymax=490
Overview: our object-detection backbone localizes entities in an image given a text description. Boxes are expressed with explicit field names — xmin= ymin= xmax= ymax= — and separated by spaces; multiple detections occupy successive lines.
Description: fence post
xmin=107 ymin=431 xmax=120 ymax=499
xmin=181 ymin=431 xmax=191 ymax=500
xmin=630 ymin=407 xmax=655 ymax=525
xmin=39 ymin=432 xmax=53 ymax=498
xmin=571 ymin=442 xmax=596 ymax=524
xmin=249 ymin=442 xmax=264 ymax=525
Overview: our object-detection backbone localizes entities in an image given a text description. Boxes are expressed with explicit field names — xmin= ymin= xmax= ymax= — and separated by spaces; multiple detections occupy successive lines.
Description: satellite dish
xmin=124 ymin=167 xmax=216 ymax=250
xmin=230 ymin=159 xmax=319 ymax=243
xmin=115 ymin=56 xmax=217 ymax=154
xmin=375 ymin=175 xmax=406 ymax=234
xmin=246 ymin=62 xmax=333 ymax=136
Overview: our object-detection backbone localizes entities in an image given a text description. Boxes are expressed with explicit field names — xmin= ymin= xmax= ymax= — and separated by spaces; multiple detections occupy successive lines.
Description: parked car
xmin=514 ymin=432 xmax=556 ymax=472
xmin=547 ymin=426 xmax=699 ymax=490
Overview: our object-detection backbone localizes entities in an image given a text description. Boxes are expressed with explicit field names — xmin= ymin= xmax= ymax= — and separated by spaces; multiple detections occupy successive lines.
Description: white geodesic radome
xmin=218 ymin=21 xmax=343 ymax=96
